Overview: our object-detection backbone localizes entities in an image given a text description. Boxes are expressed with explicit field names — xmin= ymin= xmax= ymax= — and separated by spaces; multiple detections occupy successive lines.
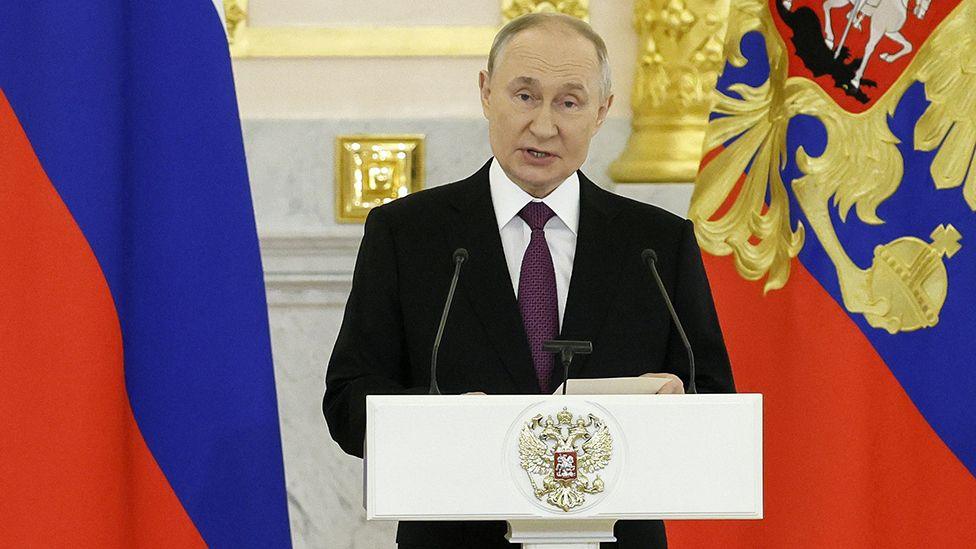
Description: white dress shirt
xmin=488 ymin=158 xmax=579 ymax=329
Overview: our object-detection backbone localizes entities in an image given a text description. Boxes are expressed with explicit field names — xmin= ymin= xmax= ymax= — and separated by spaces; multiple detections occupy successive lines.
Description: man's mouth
xmin=524 ymin=148 xmax=554 ymax=159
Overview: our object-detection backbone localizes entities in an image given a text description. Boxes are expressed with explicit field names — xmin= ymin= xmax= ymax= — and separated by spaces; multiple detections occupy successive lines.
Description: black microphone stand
xmin=642 ymin=249 xmax=697 ymax=394
xmin=429 ymin=248 xmax=467 ymax=395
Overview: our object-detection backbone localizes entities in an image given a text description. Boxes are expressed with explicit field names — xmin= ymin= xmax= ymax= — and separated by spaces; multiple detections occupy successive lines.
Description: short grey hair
xmin=487 ymin=13 xmax=613 ymax=100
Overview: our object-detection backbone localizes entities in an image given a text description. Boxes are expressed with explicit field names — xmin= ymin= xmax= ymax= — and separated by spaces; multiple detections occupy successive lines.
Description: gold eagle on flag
xmin=690 ymin=0 xmax=974 ymax=333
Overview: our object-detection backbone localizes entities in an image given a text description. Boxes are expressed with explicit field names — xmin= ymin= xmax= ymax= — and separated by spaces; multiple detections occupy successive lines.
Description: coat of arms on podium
xmin=518 ymin=407 xmax=613 ymax=512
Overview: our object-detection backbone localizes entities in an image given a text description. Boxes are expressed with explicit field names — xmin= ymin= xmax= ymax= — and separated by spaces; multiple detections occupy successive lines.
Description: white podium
xmin=365 ymin=394 xmax=762 ymax=548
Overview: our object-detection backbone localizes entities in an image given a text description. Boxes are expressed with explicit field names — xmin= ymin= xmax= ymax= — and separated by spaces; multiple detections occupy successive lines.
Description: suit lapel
xmin=555 ymin=174 xmax=627 ymax=388
xmin=447 ymin=162 xmax=539 ymax=393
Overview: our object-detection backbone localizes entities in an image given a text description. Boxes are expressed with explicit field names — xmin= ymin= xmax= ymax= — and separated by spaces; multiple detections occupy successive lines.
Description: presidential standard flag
xmin=0 ymin=2 xmax=290 ymax=546
xmin=672 ymin=0 xmax=976 ymax=546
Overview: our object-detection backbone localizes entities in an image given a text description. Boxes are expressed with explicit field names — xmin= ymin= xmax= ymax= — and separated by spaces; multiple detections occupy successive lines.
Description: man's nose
xmin=528 ymin=104 xmax=558 ymax=140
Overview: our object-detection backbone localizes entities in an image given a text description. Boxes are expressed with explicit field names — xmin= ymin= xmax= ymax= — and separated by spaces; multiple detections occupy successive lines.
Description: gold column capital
xmin=611 ymin=0 xmax=730 ymax=183
xmin=501 ymin=1 xmax=590 ymax=22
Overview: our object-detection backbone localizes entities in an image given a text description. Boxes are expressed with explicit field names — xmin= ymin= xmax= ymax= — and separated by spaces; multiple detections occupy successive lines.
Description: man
xmin=324 ymin=13 xmax=734 ymax=548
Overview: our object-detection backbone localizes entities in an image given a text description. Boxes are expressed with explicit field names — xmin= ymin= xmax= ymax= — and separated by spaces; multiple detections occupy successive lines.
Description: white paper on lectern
xmin=551 ymin=376 xmax=669 ymax=395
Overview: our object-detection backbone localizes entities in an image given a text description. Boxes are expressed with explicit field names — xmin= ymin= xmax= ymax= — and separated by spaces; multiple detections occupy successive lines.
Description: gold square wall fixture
xmin=335 ymin=135 xmax=425 ymax=223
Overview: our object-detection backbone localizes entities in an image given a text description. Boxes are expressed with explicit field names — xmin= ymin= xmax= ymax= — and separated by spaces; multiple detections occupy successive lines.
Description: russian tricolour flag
xmin=0 ymin=2 xmax=290 ymax=546
xmin=673 ymin=0 xmax=976 ymax=547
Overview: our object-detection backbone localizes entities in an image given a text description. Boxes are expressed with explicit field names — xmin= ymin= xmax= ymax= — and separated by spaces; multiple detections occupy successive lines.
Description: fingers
xmin=657 ymin=378 xmax=685 ymax=394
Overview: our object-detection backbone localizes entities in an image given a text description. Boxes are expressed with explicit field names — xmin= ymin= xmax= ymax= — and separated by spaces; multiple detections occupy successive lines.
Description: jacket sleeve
xmin=323 ymin=207 xmax=427 ymax=458
xmin=665 ymin=218 xmax=736 ymax=394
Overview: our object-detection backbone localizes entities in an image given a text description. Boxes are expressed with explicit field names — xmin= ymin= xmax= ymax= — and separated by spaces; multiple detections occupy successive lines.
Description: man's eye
xmin=517 ymin=93 xmax=533 ymax=102
xmin=563 ymin=101 xmax=577 ymax=108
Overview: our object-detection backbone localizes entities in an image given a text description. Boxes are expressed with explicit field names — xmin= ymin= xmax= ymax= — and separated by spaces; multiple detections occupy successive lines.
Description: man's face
xmin=480 ymin=25 xmax=613 ymax=197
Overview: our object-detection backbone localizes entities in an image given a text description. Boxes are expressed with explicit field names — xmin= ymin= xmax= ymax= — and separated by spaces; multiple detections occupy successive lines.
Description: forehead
xmin=494 ymin=26 xmax=601 ymax=89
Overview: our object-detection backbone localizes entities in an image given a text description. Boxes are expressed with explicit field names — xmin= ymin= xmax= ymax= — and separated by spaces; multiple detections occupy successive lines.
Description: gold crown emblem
xmin=556 ymin=408 xmax=574 ymax=425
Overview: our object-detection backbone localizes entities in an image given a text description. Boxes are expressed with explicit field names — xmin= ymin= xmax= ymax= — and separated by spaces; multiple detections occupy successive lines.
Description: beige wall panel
xmin=249 ymin=0 xmax=498 ymax=26
xmin=235 ymin=57 xmax=486 ymax=119
xmin=593 ymin=0 xmax=637 ymax=119
xmin=233 ymin=1 xmax=636 ymax=120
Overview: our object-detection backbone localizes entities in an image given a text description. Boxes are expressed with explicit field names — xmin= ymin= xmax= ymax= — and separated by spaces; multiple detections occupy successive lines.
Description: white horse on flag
xmin=817 ymin=0 xmax=932 ymax=87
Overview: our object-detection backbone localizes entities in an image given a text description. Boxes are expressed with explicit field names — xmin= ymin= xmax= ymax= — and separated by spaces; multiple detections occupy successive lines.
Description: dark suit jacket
xmin=324 ymin=160 xmax=735 ymax=548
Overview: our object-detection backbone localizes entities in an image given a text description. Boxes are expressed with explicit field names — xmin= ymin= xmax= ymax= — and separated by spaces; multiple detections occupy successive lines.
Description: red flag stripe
xmin=667 ymin=253 xmax=976 ymax=547
xmin=0 ymin=91 xmax=205 ymax=546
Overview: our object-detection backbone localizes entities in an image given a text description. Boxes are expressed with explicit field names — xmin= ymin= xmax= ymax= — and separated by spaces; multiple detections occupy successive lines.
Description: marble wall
xmin=247 ymin=118 xmax=694 ymax=547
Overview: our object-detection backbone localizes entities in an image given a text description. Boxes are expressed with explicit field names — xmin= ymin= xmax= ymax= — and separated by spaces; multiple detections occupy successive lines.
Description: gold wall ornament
xmin=335 ymin=135 xmax=424 ymax=223
xmin=223 ymin=0 xmax=247 ymax=45
xmin=518 ymin=407 xmax=612 ymax=512
xmin=610 ymin=0 xmax=731 ymax=183
xmin=502 ymin=0 xmax=589 ymax=22
xmin=688 ymin=0 xmax=975 ymax=333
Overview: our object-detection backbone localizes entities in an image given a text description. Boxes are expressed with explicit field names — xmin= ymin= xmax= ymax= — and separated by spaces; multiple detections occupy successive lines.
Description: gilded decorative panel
xmin=335 ymin=135 xmax=425 ymax=223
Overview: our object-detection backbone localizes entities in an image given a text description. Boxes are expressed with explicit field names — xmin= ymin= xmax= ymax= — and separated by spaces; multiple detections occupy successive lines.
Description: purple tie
xmin=517 ymin=202 xmax=558 ymax=391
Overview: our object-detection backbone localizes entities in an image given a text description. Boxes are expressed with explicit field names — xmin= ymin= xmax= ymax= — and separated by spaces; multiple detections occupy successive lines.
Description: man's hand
xmin=640 ymin=372 xmax=685 ymax=394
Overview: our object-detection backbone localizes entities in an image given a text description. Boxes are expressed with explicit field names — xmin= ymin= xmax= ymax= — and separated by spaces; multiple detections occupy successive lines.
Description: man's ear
xmin=479 ymin=70 xmax=491 ymax=119
xmin=593 ymin=93 xmax=614 ymax=135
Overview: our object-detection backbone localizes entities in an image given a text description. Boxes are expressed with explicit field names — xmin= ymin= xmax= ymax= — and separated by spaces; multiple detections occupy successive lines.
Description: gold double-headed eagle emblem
xmin=518 ymin=407 xmax=613 ymax=512
xmin=690 ymin=0 xmax=974 ymax=333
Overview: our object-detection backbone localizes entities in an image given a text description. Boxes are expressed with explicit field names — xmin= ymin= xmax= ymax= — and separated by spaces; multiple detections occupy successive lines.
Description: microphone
xmin=543 ymin=340 xmax=592 ymax=395
xmin=641 ymin=249 xmax=697 ymax=394
xmin=429 ymin=248 xmax=468 ymax=395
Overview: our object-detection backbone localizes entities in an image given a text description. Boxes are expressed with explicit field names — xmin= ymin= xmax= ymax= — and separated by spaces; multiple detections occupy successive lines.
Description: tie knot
xmin=518 ymin=201 xmax=556 ymax=231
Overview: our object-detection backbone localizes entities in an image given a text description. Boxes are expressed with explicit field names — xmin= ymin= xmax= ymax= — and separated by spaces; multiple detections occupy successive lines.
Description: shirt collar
xmin=488 ymin=158 xmax=580 ymax=235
